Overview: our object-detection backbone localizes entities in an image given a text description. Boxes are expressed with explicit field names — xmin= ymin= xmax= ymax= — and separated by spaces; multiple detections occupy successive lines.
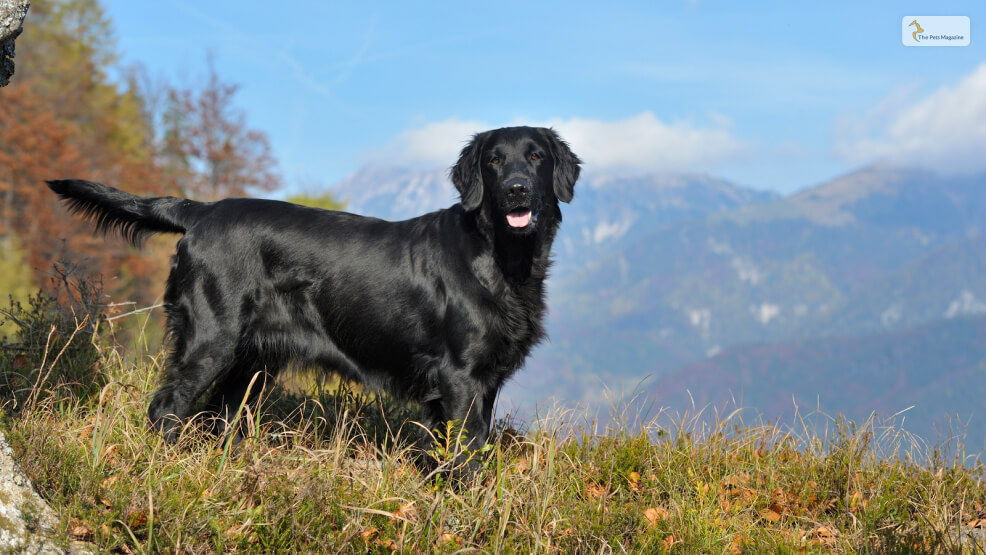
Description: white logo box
xmin=902 ymin=16 xmax=970 ymax=47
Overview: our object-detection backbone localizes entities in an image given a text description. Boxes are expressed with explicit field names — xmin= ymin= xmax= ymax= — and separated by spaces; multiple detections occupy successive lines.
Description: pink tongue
xmin=506 ymin=211 xmax=531 ymax=228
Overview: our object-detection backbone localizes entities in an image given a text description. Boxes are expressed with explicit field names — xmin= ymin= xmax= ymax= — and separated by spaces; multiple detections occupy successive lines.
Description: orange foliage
xmin=161 ymin=58 xmax=281 ymax=200
xmin=0 ymin=0 xmax=281 ymax=307
xmin=0 ymin=75 xmax=169 ymax=304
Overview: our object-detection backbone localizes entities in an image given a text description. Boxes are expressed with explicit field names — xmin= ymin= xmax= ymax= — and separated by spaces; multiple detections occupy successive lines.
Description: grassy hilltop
xmin=1 ymin=292 xmax=984 ymax=554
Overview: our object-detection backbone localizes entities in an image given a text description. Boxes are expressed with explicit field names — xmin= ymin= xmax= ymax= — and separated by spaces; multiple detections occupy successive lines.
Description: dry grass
xmin=1 ymin=301 xmax=985 ymax=553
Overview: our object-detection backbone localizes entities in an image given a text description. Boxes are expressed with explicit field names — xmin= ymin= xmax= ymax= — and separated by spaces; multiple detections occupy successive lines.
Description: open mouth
xmin=506 ymin=208 xmax=533 ymax=228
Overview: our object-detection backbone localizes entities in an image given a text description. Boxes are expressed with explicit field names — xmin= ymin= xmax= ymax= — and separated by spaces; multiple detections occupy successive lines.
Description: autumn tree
xmin=0 ymin=0 xmax=283 ymax=310
xmin=0 ymin=0 xmax=166 ymax=305
xmin=285 ymin=190 xmax=345 ymax=211
xmin=159 ymin=58 xmax=281 ymax=200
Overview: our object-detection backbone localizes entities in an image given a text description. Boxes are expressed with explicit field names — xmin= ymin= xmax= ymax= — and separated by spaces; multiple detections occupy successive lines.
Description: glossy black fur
xmin=47 ymin=126 xmax=581 ymax=451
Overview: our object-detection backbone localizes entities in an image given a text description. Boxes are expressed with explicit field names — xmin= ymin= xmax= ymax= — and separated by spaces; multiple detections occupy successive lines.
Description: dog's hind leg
xmin=149 ymin=288 xmax=240 ymax=442
xmin=148 ymin=337 xmax=239 ymax=442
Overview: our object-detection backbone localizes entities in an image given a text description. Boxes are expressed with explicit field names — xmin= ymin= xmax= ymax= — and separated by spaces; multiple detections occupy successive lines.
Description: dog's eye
xmin=490 ymin=157 xmax=500 ymax=165
xmin=531 ymin=153 xmax=541 ymax=161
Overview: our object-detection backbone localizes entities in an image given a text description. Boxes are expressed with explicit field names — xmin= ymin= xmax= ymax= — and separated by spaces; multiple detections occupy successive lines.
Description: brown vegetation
xmin=0 ymin=0 xmax=281 ymax=310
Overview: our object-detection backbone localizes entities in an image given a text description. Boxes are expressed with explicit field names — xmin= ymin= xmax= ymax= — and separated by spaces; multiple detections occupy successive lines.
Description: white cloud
xmin=376 ymin=119 xmax=489 ymax=168
xmin=371 ymin=112 xmax=749 ymax=173
xmin=835 ymin=63 xmax=986 ymax=173
xmin=543 ymin=113 xmax=748 ymax=172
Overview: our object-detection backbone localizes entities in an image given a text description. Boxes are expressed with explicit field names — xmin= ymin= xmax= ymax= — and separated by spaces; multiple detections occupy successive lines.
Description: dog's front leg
xmin=421 ymin=378 xmax=498 ymax=480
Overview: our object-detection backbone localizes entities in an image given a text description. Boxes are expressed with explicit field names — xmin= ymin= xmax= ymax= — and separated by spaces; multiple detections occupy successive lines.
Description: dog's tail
xmin=47 ymin=179 xmax=206 ymax=246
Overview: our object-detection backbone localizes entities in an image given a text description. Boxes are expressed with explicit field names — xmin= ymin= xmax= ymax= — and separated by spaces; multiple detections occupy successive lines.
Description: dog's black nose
xmin=507 ymin=181 xmax=531 ymax=197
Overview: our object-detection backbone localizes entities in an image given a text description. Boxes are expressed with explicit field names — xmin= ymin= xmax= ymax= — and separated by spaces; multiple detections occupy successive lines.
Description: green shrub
xmin=0 ymin=262 xmax=105 ymax=410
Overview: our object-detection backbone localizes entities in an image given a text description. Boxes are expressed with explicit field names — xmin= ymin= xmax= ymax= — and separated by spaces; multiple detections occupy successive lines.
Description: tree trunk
xmin=0 ymin=0 xmax=30 ymax=86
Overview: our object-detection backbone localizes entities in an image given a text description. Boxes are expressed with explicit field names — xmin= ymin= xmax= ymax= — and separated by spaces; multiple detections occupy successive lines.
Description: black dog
xmin=48 ymin=126 xmax=580 ymax=453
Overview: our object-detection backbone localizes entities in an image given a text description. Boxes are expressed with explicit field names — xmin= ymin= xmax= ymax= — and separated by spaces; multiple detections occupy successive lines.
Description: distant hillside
xmin=824 ymin=236 xmax=986 ymax=336
xmin=551 ymin=173 xmax=776 ymax=276
xmin=651 ymin=315 xmax=986 ymax=449
xmin=330 ymin=166 xmax=456 ymax=221
xmin=532 ymin=167 xmax=986 ymax=399
xmin=726 ymin=165 xmax=986 ymax=231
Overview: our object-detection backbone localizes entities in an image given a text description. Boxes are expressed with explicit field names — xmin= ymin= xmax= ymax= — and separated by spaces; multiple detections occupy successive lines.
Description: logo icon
xmin=908 ymin=20 xmax=924 ymax=42
xmin=902 ymin=16 xmax=970 ymax=47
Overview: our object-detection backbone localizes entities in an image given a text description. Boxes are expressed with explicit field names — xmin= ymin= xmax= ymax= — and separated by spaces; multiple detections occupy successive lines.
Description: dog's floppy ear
xmin=450 ymin=132 xmax=487 ymax=211
xmin=541 ymin=128 xmax=582 ymax=203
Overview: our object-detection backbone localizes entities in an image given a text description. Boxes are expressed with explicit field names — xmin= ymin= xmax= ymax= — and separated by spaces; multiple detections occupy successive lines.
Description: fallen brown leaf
xmin=392 ymin=502 xmax=417 ymax=523
xmin=729 ymin=487 xmax=757 ymax=502
xmin=813 ymin=525 xmax=836 ymax=538
xmin=585 ymin=482 xmax=607 ymax=499
xmin=643 ymin=506 xmax=669 ymax=527
xmin=762 ymin=505 xmax=782 ymax=522
xmin=68 ymin=519 xmax=93 ymax=540
xmin=849 ymin=491 xmax=868 ymax=512
xmin=440 ymin=532 xmax=463 ymax=546
xmin=723 ymin=473 xmax=751 ymax=487
xmin=730 ymin=534 xmax=748 ymax=554
xmin=806 ymin=525 xmax=839 ymax=546
xmin=361 ymin=526 xmax=379 ymax=542
xmin=722 ymin=486 xmax=757 ymax=511
xmin=128 ymin=511 xmax=147 ymax=528
xmin=516 ymin=457 xmax=530 ymax=472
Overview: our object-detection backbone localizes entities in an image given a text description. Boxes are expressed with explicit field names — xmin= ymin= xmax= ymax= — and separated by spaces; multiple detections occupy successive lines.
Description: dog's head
xmin=451 ymin=126 xmax=581 ymax=236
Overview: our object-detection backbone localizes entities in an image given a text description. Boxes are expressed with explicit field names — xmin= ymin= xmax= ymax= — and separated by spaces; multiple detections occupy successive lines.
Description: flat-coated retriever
xmin=48 ymin=126 xmax=581 ymax=454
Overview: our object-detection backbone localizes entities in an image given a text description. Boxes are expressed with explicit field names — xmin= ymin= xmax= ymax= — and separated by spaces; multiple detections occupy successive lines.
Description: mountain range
xmin=329 ymin=163 xmax=986 ymax=450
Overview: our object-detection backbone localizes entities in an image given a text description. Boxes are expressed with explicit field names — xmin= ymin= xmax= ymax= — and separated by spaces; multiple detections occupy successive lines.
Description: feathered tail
xmin=47 ymin=180 xmax=203 ymax=246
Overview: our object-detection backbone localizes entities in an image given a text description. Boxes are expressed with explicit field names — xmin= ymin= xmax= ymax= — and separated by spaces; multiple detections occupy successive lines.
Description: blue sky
xmin=103 ymin=1 xmax=986 ymax=196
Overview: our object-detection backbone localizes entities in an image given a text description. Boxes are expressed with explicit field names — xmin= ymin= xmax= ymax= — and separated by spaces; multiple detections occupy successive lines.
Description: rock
xmin=0 ymin=430 xmax=92 ymax=553
xmin=0 ymin=0 xmax=31 ymax=86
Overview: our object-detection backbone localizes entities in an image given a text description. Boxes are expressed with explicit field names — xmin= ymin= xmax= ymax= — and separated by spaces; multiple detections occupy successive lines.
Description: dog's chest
xmin=480 ymin=280 xmax=546 ymax=372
